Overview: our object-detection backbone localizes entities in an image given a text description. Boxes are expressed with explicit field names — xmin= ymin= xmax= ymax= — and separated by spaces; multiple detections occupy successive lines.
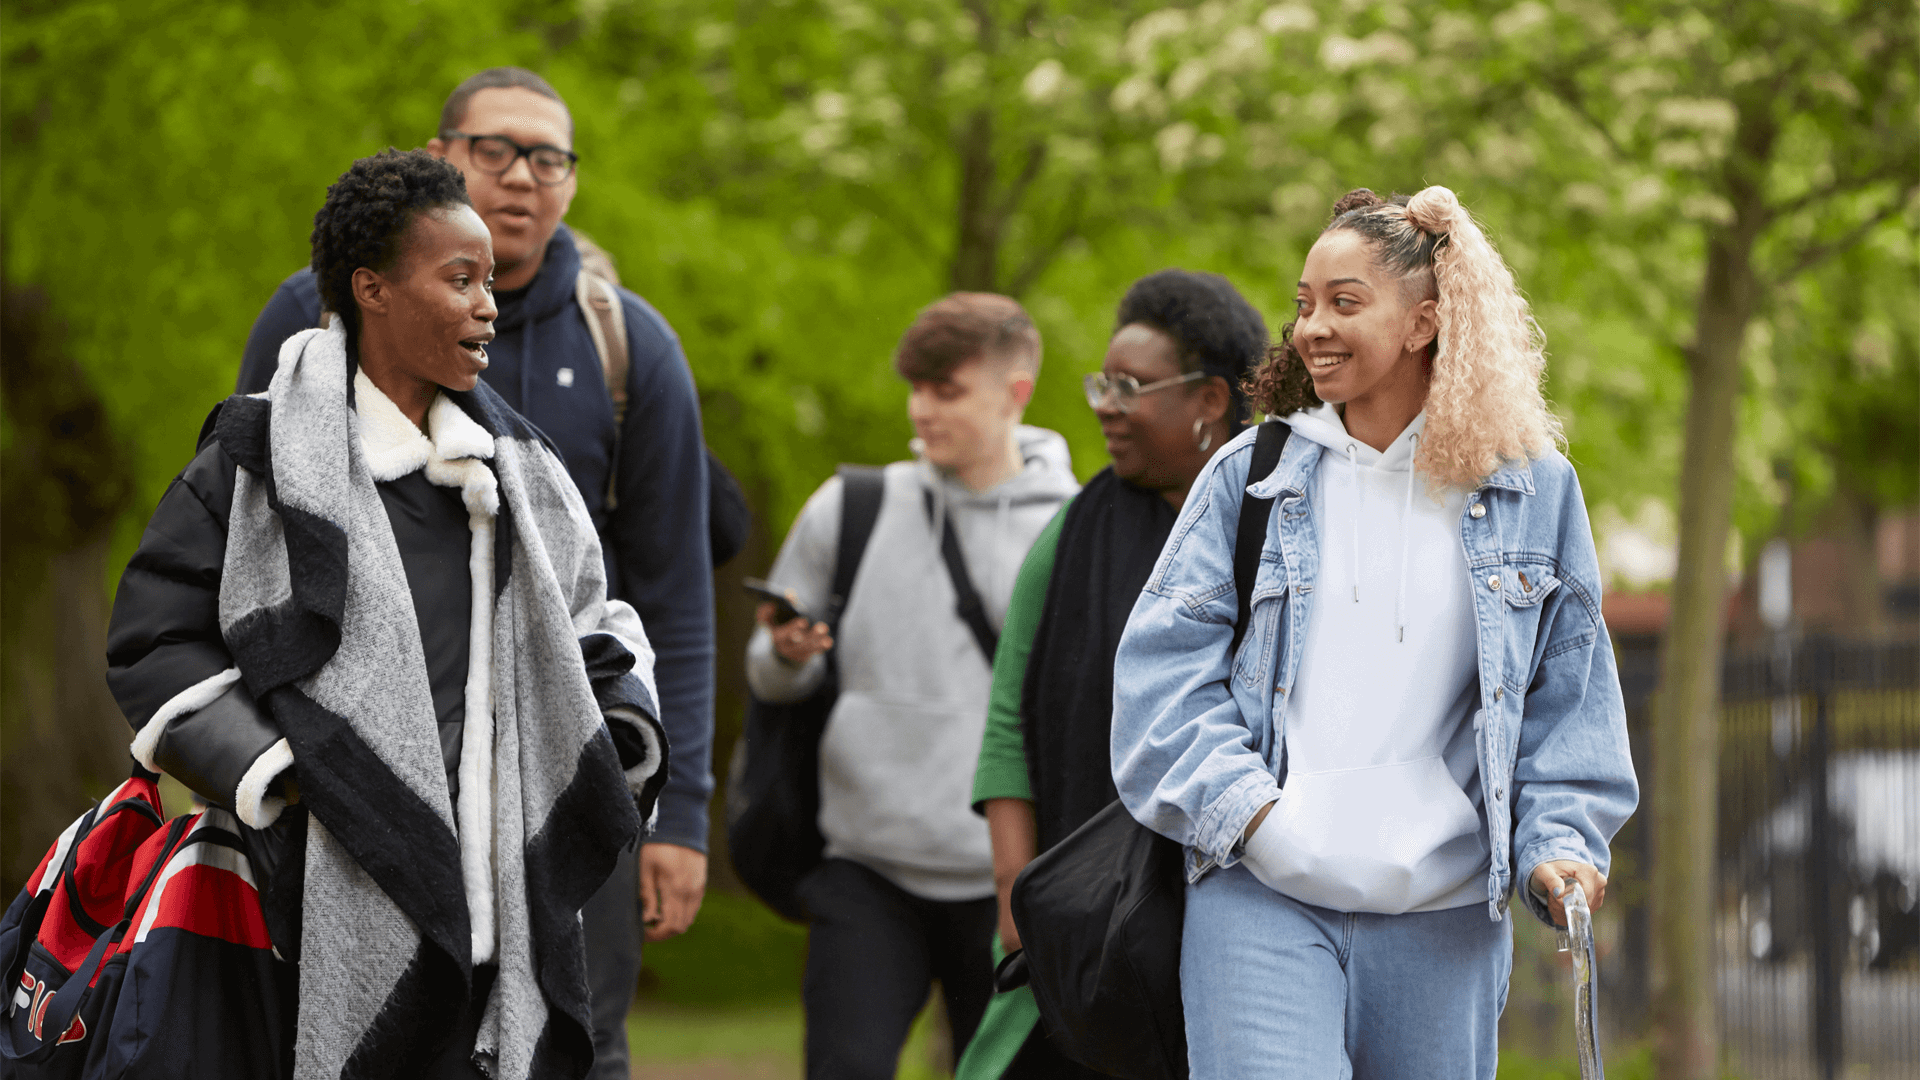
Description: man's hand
xmin=639 ymin=843 xmax=707 ymax=942
xmin=755 ymin=602 xmax=832 ymax=666
xmin=1530 ymin=860 xmax=1607 ymax=928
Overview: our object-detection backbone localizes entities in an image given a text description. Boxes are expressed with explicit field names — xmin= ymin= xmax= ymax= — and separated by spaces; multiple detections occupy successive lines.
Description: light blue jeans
xmin=1181 ymin=864 xmax=1513 ymax=1078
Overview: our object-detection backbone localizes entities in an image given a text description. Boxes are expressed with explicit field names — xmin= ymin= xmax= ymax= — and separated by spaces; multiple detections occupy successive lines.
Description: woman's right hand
xmin=756 ymin=602 xmax=833 ymax=666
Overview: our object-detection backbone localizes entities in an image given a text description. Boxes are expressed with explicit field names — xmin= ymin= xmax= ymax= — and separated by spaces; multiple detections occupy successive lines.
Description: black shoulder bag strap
xmin=830 ymin=466 xmax=886 ymax=631
xmin=921 ymin=488 xmax=1000 ymax=664
xmin=1229 ymin=421 xmax=1291 ymax=658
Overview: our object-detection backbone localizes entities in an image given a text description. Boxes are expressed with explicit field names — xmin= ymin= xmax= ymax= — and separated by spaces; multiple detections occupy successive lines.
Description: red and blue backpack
xmin=0 ymin=769 xmax=173 ymax=1076
xmin=0 ymin=768 xmax=294 ymax=1079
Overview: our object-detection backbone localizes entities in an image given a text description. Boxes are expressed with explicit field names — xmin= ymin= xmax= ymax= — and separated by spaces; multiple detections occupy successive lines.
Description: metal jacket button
xmin=1488 ymin=575 xmax=1502 ymax=590
xmin=1470 ymin=503 xmax=1486 ymax=519
xmin=1495 ymin=686 xmax=1505 ymax=702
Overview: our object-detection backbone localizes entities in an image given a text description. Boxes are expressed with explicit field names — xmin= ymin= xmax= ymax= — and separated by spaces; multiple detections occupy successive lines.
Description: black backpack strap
xmin=922 ymin=488 xmax=1000 ymax=664
xmin=829 ymin=466 xmax=886 ymax=629
xmin=1229 ymin=421 xmax=1291 ymax=659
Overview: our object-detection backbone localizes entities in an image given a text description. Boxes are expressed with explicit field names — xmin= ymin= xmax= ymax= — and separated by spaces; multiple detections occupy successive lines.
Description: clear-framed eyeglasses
xmin=1083 ymin=370 xmax=1207 ymax=413
xmin=443 ymin=132 xmax=579 ymax=186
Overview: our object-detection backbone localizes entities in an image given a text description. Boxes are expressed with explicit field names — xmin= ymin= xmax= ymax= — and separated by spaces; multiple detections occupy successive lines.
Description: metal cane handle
xmin=1554 ymin=880 xmax=1604 ymax=1080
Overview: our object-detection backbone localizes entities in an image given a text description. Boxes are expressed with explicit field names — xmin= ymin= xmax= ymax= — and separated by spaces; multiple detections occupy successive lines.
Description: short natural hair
xmin=893 ymin=293 xmax=1041 ymax=382
xmin=1114 ymin=269 xmax=1268 ymax=432
xmin=438 ymin=67 xmax=572 ymax=142
xmin=310 ymin=149 xmax=471 ymax=347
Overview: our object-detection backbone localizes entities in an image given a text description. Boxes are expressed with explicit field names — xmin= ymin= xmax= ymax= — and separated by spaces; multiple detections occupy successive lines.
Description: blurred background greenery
xmin=3 ymin=0 xmax=1915 ymax=1076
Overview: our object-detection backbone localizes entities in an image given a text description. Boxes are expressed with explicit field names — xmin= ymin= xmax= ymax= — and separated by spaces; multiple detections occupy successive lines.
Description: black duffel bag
xmin=725 ymin=466 xmax=882 ymax=922
xmin=1009 ymin=799 xmax=1189 ymax=1080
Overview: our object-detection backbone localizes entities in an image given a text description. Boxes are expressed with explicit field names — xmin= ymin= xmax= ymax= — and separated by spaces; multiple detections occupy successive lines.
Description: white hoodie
xmin=1239 ymin=404 xmax=1490 ymax=914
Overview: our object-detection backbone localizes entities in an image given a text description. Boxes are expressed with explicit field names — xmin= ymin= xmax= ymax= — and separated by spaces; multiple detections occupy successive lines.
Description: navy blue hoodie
xmin=236 ymin=225 xmax=715 ymax=852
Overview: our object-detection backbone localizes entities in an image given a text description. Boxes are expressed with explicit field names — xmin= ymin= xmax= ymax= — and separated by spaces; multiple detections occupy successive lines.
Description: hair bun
xmin=1329 ymin=188 xmax=1387 ymax=220
xmin=1405 ymin=186 xmax=1460 ymax=235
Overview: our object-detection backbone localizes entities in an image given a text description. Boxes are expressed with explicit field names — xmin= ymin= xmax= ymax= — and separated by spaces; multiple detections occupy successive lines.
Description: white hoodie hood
xmin=1238 ymin=403 xmax=1490 ymax=914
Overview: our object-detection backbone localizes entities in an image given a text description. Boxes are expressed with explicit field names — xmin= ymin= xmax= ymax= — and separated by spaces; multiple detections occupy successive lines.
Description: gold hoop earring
xmin=1194 ymin=418 xmax=1211 ymax=453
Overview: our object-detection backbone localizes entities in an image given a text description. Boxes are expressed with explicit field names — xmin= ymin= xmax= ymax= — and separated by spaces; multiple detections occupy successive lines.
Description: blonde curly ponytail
xmin=1404 ymin=185 xmax=1562 ymax=488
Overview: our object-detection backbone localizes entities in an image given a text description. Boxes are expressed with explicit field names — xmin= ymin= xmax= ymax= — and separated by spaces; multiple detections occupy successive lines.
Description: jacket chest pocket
xmin=1495 ymin=562 xmax=1560 ymax=693
xmin=1231 ymin=558 xmax=1291 ymax=690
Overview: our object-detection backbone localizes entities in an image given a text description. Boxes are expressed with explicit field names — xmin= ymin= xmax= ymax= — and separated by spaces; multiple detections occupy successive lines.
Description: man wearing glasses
xmin=235 ymin=67 xmax=715 ymax=1080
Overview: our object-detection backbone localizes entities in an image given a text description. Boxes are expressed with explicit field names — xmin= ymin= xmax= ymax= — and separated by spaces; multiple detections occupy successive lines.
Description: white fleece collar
xmin=354 ymin=370 xmax=499 ymax=518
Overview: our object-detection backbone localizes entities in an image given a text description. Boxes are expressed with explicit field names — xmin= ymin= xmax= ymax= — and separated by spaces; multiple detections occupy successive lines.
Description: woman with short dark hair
xmin=961 ymin=269 xmax=1267 ymax=1079
xmin=106 ymin=149 xmax=667 ymax=1080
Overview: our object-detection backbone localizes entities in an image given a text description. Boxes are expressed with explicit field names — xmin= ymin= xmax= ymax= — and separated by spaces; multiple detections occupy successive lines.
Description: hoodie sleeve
xmin=743 ymin=474 xmax=844 ymax=704
xmin=606 ymin=296 xmax=715 ymax=853
xmin=236 ymin=270 xmax=323 ymax=394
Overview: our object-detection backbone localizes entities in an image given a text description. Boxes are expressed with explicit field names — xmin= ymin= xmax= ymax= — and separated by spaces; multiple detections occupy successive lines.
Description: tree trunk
xmin=1650 ymin=99 xmax=1774 ymax=1080
xmin=0 ymin=283 xmax=138 ymax=896
xmin=951 ymin=107 xmax=1001 ymax=293
xmin=1826 ymin=483 xmax=1884 ymax=636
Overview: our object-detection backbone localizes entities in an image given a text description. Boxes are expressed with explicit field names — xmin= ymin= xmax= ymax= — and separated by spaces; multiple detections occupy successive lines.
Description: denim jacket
xmin=1111 ymin=424 xmax=1638 ymax=925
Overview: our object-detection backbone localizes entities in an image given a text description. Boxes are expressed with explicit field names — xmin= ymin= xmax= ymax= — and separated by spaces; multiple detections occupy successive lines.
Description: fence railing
xmin=1715 ymin=636 xmax=1919 ymax=1079
xmin=1605 ymin=635 xmax=1918 ymax=1078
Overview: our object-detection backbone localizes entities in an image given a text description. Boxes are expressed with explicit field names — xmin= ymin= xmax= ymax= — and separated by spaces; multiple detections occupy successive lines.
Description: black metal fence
xmin=1605 ymin=635 xmax=1919 ymax=1078
xmin=1716 ymin=636 xmax=1920 ymax=1078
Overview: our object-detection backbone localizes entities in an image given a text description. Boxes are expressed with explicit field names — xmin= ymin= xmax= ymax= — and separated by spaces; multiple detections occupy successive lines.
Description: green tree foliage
xmin=6 ymin=0 xmax=1911 ymax=566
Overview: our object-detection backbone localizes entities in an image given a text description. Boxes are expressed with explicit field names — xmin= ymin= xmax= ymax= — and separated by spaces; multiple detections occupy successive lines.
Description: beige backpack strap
xmin=575 ymin=267 xmax=630 ymax=508
xmin=575 ymin=270 xmax=629 ymax=424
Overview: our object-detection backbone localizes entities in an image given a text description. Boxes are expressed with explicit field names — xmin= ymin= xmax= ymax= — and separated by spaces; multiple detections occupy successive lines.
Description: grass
xmin=630 ymin=890 xmax=953 ymax=1077
xmin=1497 ymin=1045 xmax=1654 ymax=1080
xmin=635 ymin=890 xmax=810 ymax=1008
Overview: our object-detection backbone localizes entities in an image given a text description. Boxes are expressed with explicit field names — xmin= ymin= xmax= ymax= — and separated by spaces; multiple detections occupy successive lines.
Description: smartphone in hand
xmin=743 ymin=578 xmax=811 ymax=626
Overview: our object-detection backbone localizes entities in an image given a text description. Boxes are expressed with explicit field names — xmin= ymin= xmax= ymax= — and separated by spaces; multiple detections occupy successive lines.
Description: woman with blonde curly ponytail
xmin=1110 ymin=187 xmax=1637 ymax=1077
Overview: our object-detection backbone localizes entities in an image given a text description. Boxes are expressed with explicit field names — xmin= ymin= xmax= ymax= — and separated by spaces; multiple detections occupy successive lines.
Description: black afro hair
xmin=310 ymin=149 xmax=471 ymax=344
xmin=1114 ymin=269 xmax=1269 ymax=429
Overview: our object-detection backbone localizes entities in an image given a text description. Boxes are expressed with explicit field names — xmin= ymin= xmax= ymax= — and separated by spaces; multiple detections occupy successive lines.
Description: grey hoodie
xmin=747 ymin=426 xmax=1079 ymax=899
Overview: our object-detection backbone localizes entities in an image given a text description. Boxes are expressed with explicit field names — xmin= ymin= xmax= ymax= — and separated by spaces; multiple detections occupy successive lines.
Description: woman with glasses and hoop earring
xmin=960 ymin=270 xmax=1267 ymax=1080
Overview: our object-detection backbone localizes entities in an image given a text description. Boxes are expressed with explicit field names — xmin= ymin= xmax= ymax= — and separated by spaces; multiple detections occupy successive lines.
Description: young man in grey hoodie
xmin=747 ymin=293 xmax=1079 ymax=1079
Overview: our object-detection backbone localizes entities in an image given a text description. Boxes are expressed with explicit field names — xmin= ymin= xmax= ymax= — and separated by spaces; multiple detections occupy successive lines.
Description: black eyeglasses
xmin=443 ymin=132 xmax=578 ymax=186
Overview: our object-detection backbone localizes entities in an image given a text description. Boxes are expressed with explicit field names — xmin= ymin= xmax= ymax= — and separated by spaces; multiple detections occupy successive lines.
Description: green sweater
xmin=971 ymin=498 xmax=1071 ymax=809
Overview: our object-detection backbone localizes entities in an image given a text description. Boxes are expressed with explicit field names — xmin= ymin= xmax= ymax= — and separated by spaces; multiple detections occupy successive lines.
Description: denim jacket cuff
xmin=1198 ymin=770 xmax=1284 ymax=869
xmin=1514 ymin=839 xmax=1598 ymax=926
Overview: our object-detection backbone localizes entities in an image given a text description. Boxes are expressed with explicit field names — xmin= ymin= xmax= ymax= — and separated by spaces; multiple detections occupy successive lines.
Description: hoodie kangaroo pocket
xmin=1248 ymin=756 xmax=1482 ymax=914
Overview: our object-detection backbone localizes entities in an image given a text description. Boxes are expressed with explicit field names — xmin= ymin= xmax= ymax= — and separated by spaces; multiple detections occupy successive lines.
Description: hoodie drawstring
xmin=1395 ymin=434 xmax=1419 ymax=644
xmin=1349 ymin=435 xmax=1420 ymax=644
xmin=1346 ymin=443 xmax=1362 ymax=603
